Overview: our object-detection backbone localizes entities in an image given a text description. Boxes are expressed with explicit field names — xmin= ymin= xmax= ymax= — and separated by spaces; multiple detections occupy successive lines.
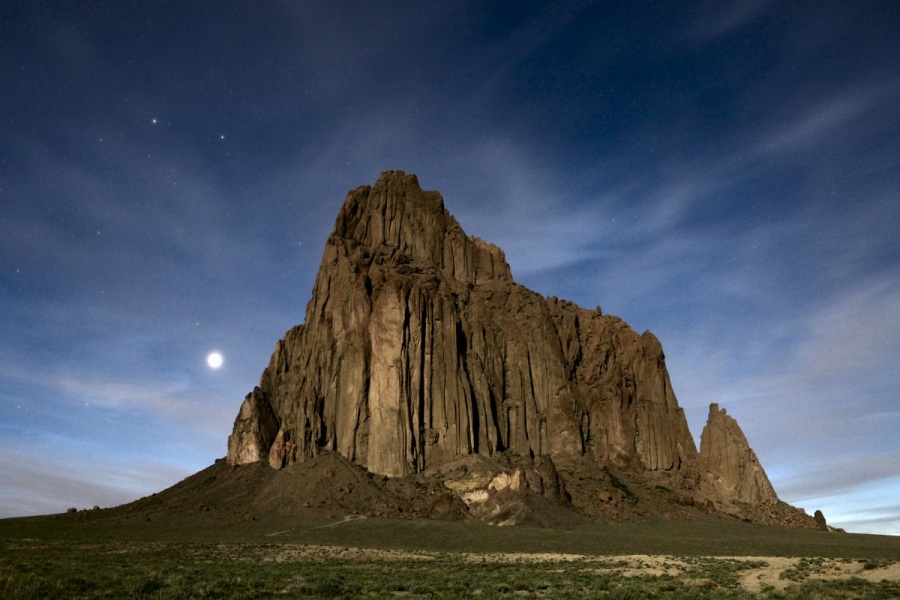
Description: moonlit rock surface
xmin=226 ymin=171 xmax=797 ymax=522
xmin=698 ymin=403 xmax=779 ymax=506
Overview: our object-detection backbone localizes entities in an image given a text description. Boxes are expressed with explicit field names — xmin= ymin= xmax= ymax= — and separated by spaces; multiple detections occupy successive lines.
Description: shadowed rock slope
xmin=224 ymin=170 xmax=818 ymax=528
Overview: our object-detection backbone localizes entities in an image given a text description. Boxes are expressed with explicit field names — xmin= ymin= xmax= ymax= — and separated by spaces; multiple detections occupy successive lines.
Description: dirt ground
xmin=224 ymin=539 xmax=900 ymax=592
xmin=479 ymin=553 xmax=900 ymax=592
xmin=735 ymin=555 xmax=900 ymax=592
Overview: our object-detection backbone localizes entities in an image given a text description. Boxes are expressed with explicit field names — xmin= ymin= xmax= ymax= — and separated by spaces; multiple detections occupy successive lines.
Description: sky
xmin=1 ymin=1 xmax=898 ymax=535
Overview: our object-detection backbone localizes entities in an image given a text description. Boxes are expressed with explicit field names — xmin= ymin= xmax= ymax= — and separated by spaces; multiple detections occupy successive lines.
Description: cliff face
xmin=226 ymin=171 xmax=798 ymax=522
xmin=228 ymin=171 xmax=696 ymax=477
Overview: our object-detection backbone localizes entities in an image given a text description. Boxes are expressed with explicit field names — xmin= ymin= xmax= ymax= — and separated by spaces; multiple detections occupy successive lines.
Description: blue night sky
xmin=2 ymin=2 xmax=899 ymax=534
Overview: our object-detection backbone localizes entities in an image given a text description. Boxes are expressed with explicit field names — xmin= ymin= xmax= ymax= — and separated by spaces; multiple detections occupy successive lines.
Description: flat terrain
xmin=2 ymin=510 xmax=899 ymax=598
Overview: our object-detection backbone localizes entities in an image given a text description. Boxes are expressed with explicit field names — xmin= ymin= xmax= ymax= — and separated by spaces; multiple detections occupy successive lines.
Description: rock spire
xmin=698 ymin=403 xmax=778 ymax=506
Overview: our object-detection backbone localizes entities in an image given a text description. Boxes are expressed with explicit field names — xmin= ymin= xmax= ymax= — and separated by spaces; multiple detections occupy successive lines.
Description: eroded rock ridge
xmin=226 ymin=170 xmax=812 ymax=526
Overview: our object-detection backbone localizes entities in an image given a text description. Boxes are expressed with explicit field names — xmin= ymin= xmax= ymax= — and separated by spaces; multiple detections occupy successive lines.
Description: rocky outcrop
xmin=226 ymin=388 xmax=279 ymax=465
xmin=547 ymin=301 xmax=698 ymax=472
xmin=698 ymin=403 xmax=778 ymax=507
xmin=227 ymin=171 xmax=697 ymax=479
xmin=434 ymin=454 xmax=570 ymax=526
xmin=225 ymin=170 xmax=802 ymax=525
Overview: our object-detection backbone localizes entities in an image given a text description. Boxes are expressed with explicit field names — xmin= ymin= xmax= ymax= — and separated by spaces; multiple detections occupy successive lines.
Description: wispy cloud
xmin=0 ymin=449 xmax=189 ymax=517
xmin=831 ymin=501 xmax=900 ymax=536
xmin=745 ymin=85 xmax=899 ymax=164
xmin=4 ymin=129 xmax=237 ymax=281
xmin=776 ymin=455 xmax=900 ymax=501
xmin=685 ymin=0 xmax=774 ymax=40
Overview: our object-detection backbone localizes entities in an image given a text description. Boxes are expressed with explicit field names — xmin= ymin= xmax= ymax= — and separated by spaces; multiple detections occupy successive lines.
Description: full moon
xmin=207 ymin=352 xmax=223 ymax=369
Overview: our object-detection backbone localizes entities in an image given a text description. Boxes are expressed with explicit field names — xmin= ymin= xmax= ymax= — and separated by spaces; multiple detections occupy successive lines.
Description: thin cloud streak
xmin=0 ymin=449 xmax=190 ymax=517
xmin=685 ymin=0 xmax=773 ymax=40
xmin=834 ymin=502 xmax=900 ymax=536
xmin=745 ymin=84 xmax=900 ymax=164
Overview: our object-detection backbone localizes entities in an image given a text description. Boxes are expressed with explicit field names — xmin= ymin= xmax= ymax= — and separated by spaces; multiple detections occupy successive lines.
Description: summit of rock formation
xmin=224 ymin=170 xmax=820 ymax=528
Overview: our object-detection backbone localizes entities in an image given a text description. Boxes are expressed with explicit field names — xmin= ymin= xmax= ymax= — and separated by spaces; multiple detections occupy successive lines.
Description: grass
xmin=3 ymin=540 xmax=899 ymax=599
xmin=2 ymin=512 xmax=899 ymax=598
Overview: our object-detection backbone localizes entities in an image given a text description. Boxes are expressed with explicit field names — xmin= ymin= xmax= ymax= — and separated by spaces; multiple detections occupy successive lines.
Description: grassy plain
xmin=2 ymin=511 xmax=900 ymax=599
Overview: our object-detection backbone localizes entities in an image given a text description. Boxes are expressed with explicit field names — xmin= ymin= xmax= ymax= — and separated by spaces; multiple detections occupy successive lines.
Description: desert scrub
xmin=779 ymin=556 xmax=827 ymax=583
xmin=4 ymin=539 xmax=900 ymax=599
xmin=863 ymin=558 xmax=888 ymax=570
xmin=681 ymin=557 xmax=766 ymax=590
xmin=786 ymin=576 xmax=900 ymax=600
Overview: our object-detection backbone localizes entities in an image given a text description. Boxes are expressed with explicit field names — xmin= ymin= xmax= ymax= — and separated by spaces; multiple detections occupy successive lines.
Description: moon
xmin=207 ymin=352 xmax=223 ymax=369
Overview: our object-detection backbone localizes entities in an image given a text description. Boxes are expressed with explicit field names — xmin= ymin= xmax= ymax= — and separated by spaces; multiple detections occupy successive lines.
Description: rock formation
xmin=225 ymin=170 xmax=816 ymax=527
xmin=434 ymin=454 xmax=571 ymax=526
xmin=698 ymin=403 xmax=778 ymax=508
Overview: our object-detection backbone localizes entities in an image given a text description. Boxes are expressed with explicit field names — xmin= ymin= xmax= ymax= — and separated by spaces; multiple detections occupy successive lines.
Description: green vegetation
xmin=2 ymin=513 xmax=899 ymax=599
xmin=602 ymin=467 xmax=636 ymax=500
xmin=3 ymin=538 xmax=900 ymax=599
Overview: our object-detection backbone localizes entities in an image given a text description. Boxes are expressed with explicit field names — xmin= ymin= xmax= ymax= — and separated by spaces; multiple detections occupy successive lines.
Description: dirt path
xmin=737 ymin=556 xmax=798 ymax=592
xmin=265 ymin=514 xmax=368 ymax=537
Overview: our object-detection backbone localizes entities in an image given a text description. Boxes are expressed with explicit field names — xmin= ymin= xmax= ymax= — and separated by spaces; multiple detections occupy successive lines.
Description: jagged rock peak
xmin=331 ymin=170 xmax=512 ymax=284
xmin=698 ymin=403 xmax=778 ymax=507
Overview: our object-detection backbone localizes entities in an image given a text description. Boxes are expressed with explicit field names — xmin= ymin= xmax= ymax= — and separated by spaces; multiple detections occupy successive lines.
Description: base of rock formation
xmin=114 ymin=452 xmax=822 ymax=531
